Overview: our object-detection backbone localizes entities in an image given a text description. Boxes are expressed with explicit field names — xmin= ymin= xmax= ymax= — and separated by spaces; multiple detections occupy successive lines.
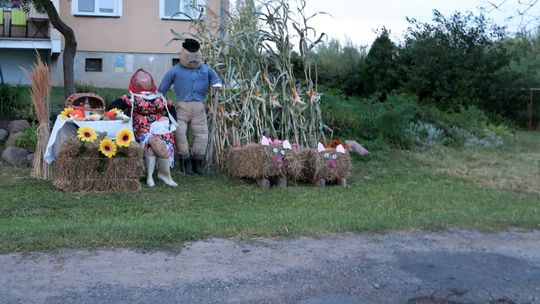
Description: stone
xmin=6 ymin=131 xmax=23 ymax=146
xmin=345 ymin=140 xmax=370 ymax=155
xmin=0 ymin=129 xmax=7 ymax=142
xmin=7 ymin=120 xmax=30 ymax=134
xmin=27 ymin=153 xmax=35 ymax=164
xmin=1 ymin=145 xmax=30 ymax=166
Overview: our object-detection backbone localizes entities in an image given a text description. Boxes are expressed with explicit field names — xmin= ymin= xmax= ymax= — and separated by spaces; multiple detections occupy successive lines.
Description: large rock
xmin=8 ymin=120 xmax=29 ymax=134
xmin=0 ymin=129 xmax=7 ymax=142
xmin=6 ymin=131 xmax=23 ymax=146
xmin=345 ymin=140 xmax=370 ymax=155
xmin=2 ymin=145 xmax=30 ymax=166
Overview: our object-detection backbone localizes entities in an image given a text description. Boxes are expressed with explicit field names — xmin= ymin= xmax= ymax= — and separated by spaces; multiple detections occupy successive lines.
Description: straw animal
xmin=300 ymin=143 xmax=351 ymax=187
xmin=226 ymin=136 xmax=302 ymax=189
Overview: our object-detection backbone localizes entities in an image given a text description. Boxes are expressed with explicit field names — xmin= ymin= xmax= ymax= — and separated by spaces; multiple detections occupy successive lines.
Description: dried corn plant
xmin=171 ymin=0 xmax=330 ymax=169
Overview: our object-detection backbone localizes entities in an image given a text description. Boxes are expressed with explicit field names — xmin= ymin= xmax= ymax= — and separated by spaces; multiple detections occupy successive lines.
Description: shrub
xmin=76 ymin=81 xmax=98 ymax=94
xmin=321 ymin=90 xmax=419 ymax=149
xmin=0 ymin=84 xmax=29 ymax=119
xmin=15 ymin=122 xmax=38 ymax=151
xmin=410 ymin=104 xmax=510 ymax=147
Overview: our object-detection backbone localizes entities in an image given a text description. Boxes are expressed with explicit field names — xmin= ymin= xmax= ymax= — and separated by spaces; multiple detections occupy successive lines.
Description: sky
xmin=300 ymin=0 xmax=536 ymax=47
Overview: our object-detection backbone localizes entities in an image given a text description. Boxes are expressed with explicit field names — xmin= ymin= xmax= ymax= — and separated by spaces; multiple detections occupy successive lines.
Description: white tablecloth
xmin=44 ymin=116 xmax=134 ymax=164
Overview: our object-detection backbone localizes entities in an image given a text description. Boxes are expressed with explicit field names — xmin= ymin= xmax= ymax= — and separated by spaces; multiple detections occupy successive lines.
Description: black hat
xmin=182 ymin=38 xmax=200 ymax=52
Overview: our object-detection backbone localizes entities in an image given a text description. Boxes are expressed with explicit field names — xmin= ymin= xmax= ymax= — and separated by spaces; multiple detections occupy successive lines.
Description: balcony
xmin=1 ymin=6 xmax=50 ymax=39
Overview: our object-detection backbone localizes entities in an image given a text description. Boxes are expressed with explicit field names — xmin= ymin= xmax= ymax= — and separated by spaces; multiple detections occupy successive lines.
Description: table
xmin=44 ymin=116 xmax=134 ymax=164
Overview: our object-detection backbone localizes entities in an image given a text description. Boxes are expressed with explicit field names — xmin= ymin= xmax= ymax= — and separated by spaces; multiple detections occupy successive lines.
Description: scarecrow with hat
xmin=158 ymin=38 xmax=222 ymax=175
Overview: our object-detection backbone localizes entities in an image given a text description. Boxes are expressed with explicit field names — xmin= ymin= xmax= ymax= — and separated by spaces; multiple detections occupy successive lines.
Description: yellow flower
xmin=115 ymin=128 xmax=132 ymax=147
xmin=77 ymin=126 xmax=98 ymax=143
xmin=60 ymin=107 xmax=74 ymax=119
xmin=99 ymin=139 xmax=117 ymax=158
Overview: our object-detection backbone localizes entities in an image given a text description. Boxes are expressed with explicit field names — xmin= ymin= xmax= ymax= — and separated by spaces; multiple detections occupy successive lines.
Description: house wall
xmin=49 ymin=51 xmax=178 ymax=89
xmin=0 ymin=49 xmax=49 ymax=85
xmin=58 ymin=0 xmax=224 ymax=53
xmin=49 ymin=0 xmax=227 ymax=88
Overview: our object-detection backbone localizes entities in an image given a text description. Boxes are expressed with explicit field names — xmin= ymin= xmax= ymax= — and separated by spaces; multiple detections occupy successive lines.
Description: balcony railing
xmin=1 ymin=6 xmax=50 ymax=39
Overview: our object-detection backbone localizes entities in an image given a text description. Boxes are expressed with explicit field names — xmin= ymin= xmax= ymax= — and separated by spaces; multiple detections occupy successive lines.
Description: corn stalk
xmin=172 ymin=0 xmax=328 ymax=169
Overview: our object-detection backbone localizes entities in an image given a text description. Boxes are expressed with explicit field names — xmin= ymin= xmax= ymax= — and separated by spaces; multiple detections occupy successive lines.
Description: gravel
xmin=1 ymin=229 xmax=539 ymax=304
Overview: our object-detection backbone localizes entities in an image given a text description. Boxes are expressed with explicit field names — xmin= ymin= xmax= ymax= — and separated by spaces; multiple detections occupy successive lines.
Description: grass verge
xmin=0 ymin=133 xmax=539 ymax=253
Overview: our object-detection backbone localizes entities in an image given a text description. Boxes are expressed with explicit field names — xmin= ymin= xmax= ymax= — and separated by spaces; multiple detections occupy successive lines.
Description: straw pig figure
xmin=301 ymin=143 xmax=351 ymax=187
xmin=226 ymin=136 xmax=302 ymax=189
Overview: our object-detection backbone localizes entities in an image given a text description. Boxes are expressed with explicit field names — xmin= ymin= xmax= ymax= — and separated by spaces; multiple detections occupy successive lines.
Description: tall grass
xmin=171 ymin=0 xmax=329 ymax=168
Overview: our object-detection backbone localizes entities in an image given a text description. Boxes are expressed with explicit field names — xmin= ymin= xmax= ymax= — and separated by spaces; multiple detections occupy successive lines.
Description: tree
xmin=21 ymin=0 xmax=77 ymax=99
xmin=361 ymin=28 xmax=399 ymax=96
xmin=314 ymin=38 xmax=366 ymax=94
xmin=480 ymin=0 xmax=540 ymax=32
xmin=398 ymin=10 xmax=509 ymax=110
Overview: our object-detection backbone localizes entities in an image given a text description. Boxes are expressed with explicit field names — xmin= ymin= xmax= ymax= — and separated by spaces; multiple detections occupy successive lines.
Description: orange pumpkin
xmin=70 ymin=109 xmax=85 ymax=118
xmin=104 ymin=111 xmax=116 ymax=120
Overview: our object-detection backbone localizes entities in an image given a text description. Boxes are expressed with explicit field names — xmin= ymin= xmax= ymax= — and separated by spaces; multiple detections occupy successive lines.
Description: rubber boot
xmin=179 ymin=155 xmax=193 ymax=175
xmin=157 ymin=158 xmax=178 ymax=187
xmin=145 ymin=155 xmax=157 ymax=187
xmin=191 ymin=155 xmax=205 ymax=175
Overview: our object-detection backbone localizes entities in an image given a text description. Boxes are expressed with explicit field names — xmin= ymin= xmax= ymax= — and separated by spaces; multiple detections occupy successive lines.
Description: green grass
xmin=1 ymin=133 xmax=539 ymax=253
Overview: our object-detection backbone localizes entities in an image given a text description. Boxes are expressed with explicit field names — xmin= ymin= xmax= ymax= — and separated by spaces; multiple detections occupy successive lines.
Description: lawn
xmin=0 ymin=132 xmax=539 ymax=253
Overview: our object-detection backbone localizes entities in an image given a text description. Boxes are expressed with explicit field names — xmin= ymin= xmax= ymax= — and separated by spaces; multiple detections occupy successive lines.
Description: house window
xmin=1 ymin=0 xmax=15 ymax=9
xmin=160 ymin=0 xmax=205 ymax=20
xmin=72 ymin=0 xmax=122 ymax=17
xmin=85 ymin=58 xmax=103 ymax=72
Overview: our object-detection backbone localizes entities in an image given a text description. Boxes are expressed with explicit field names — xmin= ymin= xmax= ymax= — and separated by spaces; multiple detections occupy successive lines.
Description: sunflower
xmin=60 ymin=107 xmax=74 ymax=119
xmin=99 ymin=139 xmax=117 ymax=158
xmin=115 ymin=128 xmax=132 ymax=147
xmin=77 ymin=126 xmax=98 ymax=143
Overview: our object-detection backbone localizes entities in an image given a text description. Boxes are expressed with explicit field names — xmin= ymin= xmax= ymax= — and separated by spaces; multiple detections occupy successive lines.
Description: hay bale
xmin=53 ymin=136 xmax=144 ymax=192
xmin=300 ymin=144 xmax=352 ymax=187
xmin=226 ymin=140 xmax=303 ymax=188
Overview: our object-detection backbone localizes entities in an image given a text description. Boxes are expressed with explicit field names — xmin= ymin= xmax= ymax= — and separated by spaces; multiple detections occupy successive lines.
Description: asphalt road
xmin=1 ymin=229 xmax=539 ymax=304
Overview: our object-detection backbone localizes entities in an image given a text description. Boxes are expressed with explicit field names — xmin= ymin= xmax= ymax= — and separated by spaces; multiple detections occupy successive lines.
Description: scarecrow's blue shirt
xmin=158 ymin=64 xmax=221 ymax=102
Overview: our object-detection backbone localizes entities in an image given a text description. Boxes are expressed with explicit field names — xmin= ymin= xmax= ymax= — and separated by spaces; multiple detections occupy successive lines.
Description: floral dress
xmin=110 ymin=94 xmax=177 ymax=167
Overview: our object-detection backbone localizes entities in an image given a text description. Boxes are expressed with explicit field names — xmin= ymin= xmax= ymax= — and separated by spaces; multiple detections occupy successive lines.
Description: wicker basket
xmin=65 ymin=93 xmax=105 ymax=114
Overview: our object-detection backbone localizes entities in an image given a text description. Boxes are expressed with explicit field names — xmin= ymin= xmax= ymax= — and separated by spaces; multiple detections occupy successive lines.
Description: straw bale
xmin=53 ymin=137 xmax=144 ymax=192
xmin=300 ymin=147 xmax=352 ymax=185
xmin=226 ymin=142 xmax=302 ymax=184
xmin=283 ymin=149 xmax=304 ymax=182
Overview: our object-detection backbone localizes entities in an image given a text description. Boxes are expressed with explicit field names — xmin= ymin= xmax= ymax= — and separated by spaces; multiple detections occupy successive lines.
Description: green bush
xmin=407 ymin=104 xmax=514 ymax=147
xmin=75 ymin=81 xmax=98 ymax=94
xmin=321 ymin=90 xmax=418 ymax=149
xmin=15 ymin=122 xmax=38 ymax=151
xmin=0 ymin=84 xmax=30 ymax=119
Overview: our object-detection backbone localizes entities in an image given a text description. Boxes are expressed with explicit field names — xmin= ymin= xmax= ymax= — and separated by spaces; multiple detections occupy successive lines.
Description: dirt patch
xmin=0 ymin=229 xmax=539 ymax=304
